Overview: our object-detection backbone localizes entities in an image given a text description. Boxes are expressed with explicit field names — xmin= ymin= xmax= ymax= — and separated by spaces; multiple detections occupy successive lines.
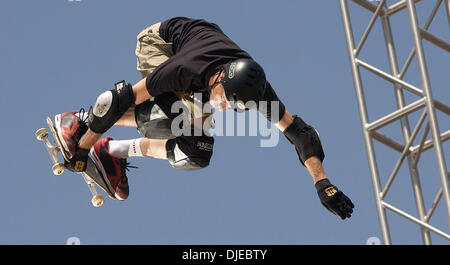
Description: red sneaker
xmin=90 ymin=137 xmax=131 ymax=200
xmin=54 ymin=110 xmax=88 ymax=158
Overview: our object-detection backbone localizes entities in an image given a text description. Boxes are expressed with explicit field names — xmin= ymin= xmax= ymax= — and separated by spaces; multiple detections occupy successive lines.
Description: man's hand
xmin=315 ymin=179 xmax=354 ymax=220
xmin=64 ymin=148 xmax=89 ymax=172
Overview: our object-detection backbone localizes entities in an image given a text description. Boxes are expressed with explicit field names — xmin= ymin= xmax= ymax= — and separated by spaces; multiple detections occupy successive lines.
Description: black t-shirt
xmin=146 ymin=17 xmax=251 ymax=96
xmin=145 ymin=17 xmax=285 ymax=123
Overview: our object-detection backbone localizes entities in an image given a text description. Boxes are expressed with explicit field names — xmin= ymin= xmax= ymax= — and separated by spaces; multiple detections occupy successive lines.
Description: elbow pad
xmin=283 ymin=115 xmax=325 ymax=166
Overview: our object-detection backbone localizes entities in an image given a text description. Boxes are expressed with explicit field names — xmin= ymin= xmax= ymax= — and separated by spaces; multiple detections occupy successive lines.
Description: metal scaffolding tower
xmin=339 ymin=0 xmax=450 ymax=244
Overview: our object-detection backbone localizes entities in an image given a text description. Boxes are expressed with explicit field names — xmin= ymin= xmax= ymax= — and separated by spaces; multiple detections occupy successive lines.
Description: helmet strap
xmin=207 ymin=66 xmax=225 ymax=92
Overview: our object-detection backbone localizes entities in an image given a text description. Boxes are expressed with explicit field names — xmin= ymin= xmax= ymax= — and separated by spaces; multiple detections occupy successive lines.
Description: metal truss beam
xmin=339 ymin=0 xmax=450 ymax=244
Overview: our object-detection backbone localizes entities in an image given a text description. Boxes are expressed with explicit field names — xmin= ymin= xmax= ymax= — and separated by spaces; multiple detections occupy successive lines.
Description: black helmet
xmin=221 ymin=59 xmax=266 ymax=112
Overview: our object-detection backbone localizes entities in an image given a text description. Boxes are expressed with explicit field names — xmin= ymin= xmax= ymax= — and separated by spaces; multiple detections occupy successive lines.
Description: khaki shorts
xmin=135 ymin=22 xmax=213 ymax=128
xmin=136 ymin=22 xmax=173 ymax=77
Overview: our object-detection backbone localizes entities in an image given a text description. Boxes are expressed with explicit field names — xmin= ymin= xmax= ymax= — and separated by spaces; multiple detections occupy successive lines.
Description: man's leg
xmin=114 ymin=106 xmax=137 ymax=127
xmin=88 ymin=20 xmax=175 ymax=161
xmin=81 ymin=96 xmax=166 ymax=201
xmin=108 ymin=134 xmax=214 ymax=170
xmin=78 ymin=77 xmax=151 ymax=151
xmin=109 ymin=91 xmax=214 ymax=168
xmin=108 ymin=138 xmax=168 ymax=159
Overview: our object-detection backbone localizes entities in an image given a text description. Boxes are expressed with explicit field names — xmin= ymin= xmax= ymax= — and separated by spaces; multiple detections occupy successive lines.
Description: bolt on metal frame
xmin=339 ymin=0 xmax=450 ymax=244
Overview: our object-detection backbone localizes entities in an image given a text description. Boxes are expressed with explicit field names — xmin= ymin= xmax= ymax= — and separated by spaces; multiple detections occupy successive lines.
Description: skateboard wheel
xmin=52 ymin=163 xmax=65 ymax=175
xmin=91 ymin=194 xmax=105 ymax=207
xmin=35 ymin=128 xmax=49 ymax=141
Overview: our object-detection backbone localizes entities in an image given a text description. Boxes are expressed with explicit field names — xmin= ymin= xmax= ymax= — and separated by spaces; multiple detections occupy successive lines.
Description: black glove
xmin=65 ymin=147 xmax=89 ymax=172
xmin=315 ymin=179 xmax=354 ymax=220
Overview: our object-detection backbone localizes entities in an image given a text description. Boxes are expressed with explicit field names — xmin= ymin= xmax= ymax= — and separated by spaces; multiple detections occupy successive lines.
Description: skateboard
xmin=35 ymin=117 xmax=116 ymax=207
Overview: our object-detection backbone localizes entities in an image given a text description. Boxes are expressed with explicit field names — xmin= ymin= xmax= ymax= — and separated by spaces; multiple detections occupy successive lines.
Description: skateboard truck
xmin=35 ymin=124 xmax=105 ymax=208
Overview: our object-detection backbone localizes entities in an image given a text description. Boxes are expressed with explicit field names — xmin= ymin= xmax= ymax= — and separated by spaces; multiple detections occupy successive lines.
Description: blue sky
xmin=1 ymin=0 xmax=448 ymax=244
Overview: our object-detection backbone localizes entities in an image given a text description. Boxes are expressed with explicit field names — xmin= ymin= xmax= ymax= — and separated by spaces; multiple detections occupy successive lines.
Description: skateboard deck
xmin=36 ymin=117 xmax=117 ymax=207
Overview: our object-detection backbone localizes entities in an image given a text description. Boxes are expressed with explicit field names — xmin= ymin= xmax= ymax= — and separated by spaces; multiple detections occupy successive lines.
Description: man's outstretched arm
xmin=275 ymin=109 xmax=327 ymax=183
xmin=275 ymin=109 xmax=355 ymax=220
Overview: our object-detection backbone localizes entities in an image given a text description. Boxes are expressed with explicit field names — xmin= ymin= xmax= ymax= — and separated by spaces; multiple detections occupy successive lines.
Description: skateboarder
xmin=55 ymin=17 xmax=354 ymax=219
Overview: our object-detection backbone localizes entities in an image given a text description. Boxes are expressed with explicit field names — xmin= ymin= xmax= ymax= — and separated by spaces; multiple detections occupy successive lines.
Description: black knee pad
xmin=135 ymin=93 xmax=187 ymax=139
xmin=283 ymin=115 xmax=325 ymax=166
xmin=88 ymin=80 xmax=135 ymax=133
xmin=135 ymin=100 xmax=175 ymax=139
xmin=166 ymin=134 xmax=214 ymax=170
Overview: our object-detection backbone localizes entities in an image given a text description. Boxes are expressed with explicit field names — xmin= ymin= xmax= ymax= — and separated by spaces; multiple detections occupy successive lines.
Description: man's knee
xmin=88 ymin=81 xmax=135 ymax=134
xmin=166 ymin=134 xmax=214 ymax=170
